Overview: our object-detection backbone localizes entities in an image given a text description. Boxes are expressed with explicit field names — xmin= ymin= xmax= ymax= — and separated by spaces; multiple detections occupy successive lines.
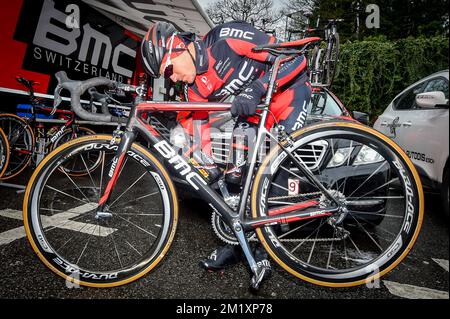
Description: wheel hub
xmin=320 ymin=189 xmax=348 ymax=226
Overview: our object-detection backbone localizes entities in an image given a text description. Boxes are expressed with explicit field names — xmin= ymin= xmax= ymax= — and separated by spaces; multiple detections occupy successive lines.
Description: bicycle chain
xmin=269 ymin=192 xmax=344 ymax=243
xmin=280 ymin=237 xmax=344 ymax=243
xmin=212 ymin=191 xmax=337 ymax=244
xmin=268 ymin=191 xmax=322 ymax=201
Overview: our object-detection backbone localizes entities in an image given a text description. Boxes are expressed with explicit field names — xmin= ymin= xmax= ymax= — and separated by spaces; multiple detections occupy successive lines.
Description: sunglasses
xmin=162 ymin=33 xmax=192 ymax=80
xmin=163 ymin=64 xmax=174 ymax=79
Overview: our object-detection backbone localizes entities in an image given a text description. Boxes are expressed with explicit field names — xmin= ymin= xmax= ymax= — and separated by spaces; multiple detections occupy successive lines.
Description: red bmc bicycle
xmin=23 ymin=38 xmax=423 ymax=290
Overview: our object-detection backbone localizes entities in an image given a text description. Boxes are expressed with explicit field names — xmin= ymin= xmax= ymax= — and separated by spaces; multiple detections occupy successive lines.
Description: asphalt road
xmin=0 ymin=167 xmax=448 ymax=299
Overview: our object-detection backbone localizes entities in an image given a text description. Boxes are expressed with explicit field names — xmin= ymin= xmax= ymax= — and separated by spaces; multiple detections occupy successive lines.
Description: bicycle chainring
xmin=211 ymin=210 xmax=257 ymax=245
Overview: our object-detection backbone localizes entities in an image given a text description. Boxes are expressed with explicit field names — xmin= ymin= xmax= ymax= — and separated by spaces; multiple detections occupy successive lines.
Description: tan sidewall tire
xmin=251 ymin=121 xmax=424 ymax=287
xmin=23 ymin=134 xmax=179 ymax=287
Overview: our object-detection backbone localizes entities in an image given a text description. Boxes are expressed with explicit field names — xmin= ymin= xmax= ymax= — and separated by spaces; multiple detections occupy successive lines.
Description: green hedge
xmin=332 ymin=36 xmax=449 ymax=121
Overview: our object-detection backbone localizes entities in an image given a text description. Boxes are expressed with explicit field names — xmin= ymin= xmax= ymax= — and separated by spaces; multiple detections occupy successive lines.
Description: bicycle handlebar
xmin=54 ymin=71 xmax=126 ymax=123
xmin=88 ymin=87 xmax=112 ymax=116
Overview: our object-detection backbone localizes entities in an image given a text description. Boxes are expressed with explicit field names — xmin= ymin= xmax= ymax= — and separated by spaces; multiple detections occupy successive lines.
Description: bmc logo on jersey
xmin=219 ymin=28 xmax=254 ymax=40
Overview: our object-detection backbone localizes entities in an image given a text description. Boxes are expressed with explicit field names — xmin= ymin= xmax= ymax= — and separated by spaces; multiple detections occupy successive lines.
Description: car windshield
xmin=308 ymin=90 xmax=344 ymax=116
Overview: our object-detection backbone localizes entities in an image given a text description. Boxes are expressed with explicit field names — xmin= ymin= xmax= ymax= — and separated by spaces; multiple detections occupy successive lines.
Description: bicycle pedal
xmin=249 ymin=267 xmax=268 ymax=292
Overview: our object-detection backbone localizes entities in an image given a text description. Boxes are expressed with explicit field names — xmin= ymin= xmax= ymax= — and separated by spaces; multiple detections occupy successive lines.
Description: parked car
xmin=374 ymin=70 xmax=449 ymax=218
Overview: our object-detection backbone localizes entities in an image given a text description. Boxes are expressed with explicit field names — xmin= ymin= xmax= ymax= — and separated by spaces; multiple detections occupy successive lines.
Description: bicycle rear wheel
xmin=0 ymin=128 xmax=10 ymax=178
xmin=0 ymin=113 xmax=34 ymax=179
xmin=251 ymin=121 xmax=423 ymax=287
xmin=23 ymin=135 xmax=178 ymax=287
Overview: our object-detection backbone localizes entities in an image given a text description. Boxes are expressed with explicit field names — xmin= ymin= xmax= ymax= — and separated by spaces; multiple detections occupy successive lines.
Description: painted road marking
xmin=432 ymin=258 xmax=449 ymax=272
xmin=0 ymin=204 xmax=116 ymax=246
xmin=383 ymin=280 xmax=449 ymax=299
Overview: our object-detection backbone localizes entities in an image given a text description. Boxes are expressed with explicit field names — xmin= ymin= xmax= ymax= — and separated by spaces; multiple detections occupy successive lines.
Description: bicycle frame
xmin=13 ymin=105 xmax=77 ymax=164
xmin=95 ymin=54 xmax=341 ymax=271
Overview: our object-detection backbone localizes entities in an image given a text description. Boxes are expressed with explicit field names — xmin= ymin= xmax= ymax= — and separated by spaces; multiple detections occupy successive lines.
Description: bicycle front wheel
xmin=251 ymin=121 xmax=424 ymax=287
xmin=23 ymin=135 xmax=178 ymax=287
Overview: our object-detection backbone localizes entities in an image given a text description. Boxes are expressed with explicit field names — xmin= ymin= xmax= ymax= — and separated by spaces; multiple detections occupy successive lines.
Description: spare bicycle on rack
xmin=0 ymin=77 xmax=101 ymax=180
xmin=23 ymin=37 xmax=423 ymax=291
xmin=289 ymin=18 xmax=342 ymax=87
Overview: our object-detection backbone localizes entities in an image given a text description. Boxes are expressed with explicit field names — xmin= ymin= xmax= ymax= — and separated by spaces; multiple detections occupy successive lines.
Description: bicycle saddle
xmin=253 ymin=37 xmax=321 ymax=52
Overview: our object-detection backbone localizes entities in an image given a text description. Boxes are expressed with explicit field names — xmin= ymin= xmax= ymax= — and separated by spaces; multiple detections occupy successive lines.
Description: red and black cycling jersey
xmin=185 ymin=21 xmax=308 ymax=102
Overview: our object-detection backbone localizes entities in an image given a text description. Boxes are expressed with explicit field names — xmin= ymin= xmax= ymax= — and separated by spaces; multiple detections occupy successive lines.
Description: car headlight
xmin=327 ymin=147 xmax=354 ymax=168
xmin=353 ymin=145 xmax=385 ymax=165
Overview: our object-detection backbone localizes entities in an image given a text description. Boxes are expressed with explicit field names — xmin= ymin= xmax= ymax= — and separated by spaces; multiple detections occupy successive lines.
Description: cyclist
xmin=141 ymin=20 xmax=312 ymax=276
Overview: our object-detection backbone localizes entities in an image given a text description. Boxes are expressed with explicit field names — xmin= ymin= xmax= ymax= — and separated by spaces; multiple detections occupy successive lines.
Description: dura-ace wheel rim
xmin=27 ymin=140 xmax=175 ymax=283
xmin=253 ymin=125 xmax=422 ymax=284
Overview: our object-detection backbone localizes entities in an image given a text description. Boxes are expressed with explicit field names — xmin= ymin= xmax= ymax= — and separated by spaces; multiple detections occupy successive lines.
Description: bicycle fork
xmin=95 ymin=129 xmax=137 ymax=217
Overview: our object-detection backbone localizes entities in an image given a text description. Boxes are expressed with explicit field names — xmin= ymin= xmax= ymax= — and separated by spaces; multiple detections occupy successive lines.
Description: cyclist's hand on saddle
xmin=231 ymin=81 xmax=265 ymax=117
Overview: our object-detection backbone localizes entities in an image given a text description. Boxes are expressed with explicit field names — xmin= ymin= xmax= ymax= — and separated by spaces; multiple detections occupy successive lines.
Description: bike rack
xmin=0 ymin=182 xmax=26 ymax=194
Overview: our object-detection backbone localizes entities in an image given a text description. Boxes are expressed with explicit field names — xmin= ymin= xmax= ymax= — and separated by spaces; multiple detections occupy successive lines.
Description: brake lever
xmin=52 ymin=84 xmax=63 ymax=115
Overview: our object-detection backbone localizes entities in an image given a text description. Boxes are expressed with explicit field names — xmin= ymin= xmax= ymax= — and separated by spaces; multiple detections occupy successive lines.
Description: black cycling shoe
xmin=252 ymin=246 xmax=272 ymax=281
xmin=199 ymin=245 xmax=243 ymax=272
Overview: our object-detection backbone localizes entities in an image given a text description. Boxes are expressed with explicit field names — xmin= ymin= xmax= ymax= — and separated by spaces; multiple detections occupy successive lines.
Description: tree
xmin=206 ymin=0 xmax=284 ymax=36
xmin=283 ymin=0 xmax=450 ymax=41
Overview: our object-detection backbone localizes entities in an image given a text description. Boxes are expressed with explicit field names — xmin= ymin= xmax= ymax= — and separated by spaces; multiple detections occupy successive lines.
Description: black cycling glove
xmin=231 ymin=80 xmax=265 ymax=117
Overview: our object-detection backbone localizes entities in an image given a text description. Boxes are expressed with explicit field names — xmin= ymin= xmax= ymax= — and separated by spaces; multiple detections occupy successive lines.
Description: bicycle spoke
xmin=111 ymin=191 xmax=160 ymax=210
xmin=343 ymin=233 xmax=349 ymax=268
xmin=272 ymin=182 xmax=290 ymax=192
xmin=108 ymin=172 xmax=147 ymax=208
xmin=61 ymin=169 xmax=92 ymax=203
xmin=280 ymin=165 xmax=302 ymax=180
xmin=307 ymin=222 xmax=322 ymax=264
xmin=291 ymin=219 xmax=326 ymax=253
xmin=79 ymin=154 xmax=97 ymax=192
xmin=114 ymin=214 xmax=157 ymax=238
xmin=349 ymin=214 xmax=383 ymax=252
xmin=76 ymin=224 xmax=98 ymax=265
xmin=347 ymin=210 xmax=403 ymax=219
xmin=45 ymin=185 xmax=88 ymax=204
xmin=105 ymin=219 xmax=124 ymax=269
xmin=347 ymin=196 xmax=404 ymax=200
xmin=347 ymin=161 xmax=388 ymax=198
xmin=125 ymin=240 xmax=143 ymax=257
xmin=278 ymin=218 xmax=317 ymax=239
xmin=347 ymin=234 xmax=363 ymax=257
xmin=339 ymin=140 xmax=353 ymax=194
xmin=57 ymin=217 xmax=95 ymax=257
xmin=98 ymin=153 xmax=106 ymax=201
xmin=326 ymin=227 xmax=337 ymax=269
xmin=349 ymin=213 xmax=398 ymax=238
xmin=43 ymin=212 xmax=92 ymax=233
xmin=55 ymin=236 xmax=74 ymax=252
xmin=350 ymin=178 xmax=399 ymax=201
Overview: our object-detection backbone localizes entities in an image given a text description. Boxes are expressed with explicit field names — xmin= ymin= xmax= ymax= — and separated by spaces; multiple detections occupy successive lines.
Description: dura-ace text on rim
xmin=251 ymin=122 xmax=423 ymax=287
xmin=23 ymin=135 xmax=178 ymax=287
